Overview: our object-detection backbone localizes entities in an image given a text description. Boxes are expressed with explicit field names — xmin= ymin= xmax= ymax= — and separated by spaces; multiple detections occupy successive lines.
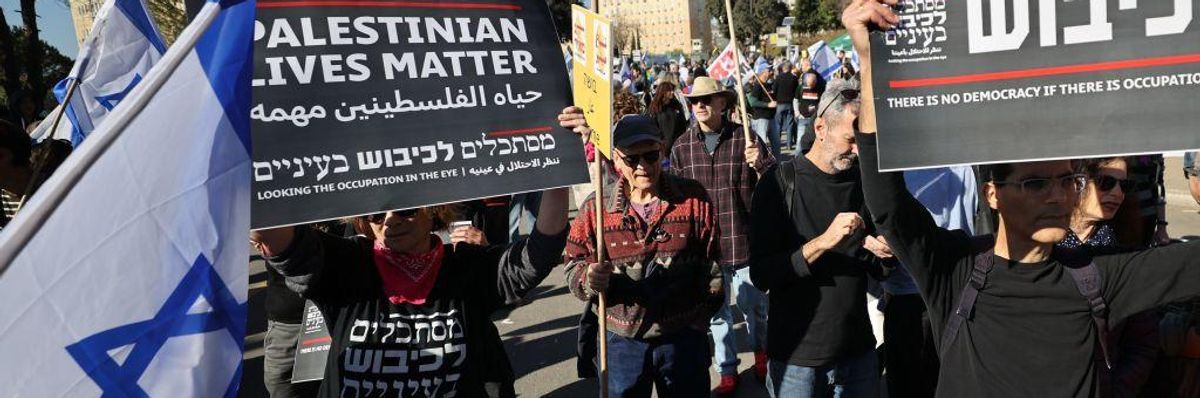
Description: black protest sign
xmin=870 ymin=0 xmax=1200 ymax=171
xmin=291 ymin=300 xmax=331 ymax=383
xmin=252 ymin=0 xmax=587 ymax=229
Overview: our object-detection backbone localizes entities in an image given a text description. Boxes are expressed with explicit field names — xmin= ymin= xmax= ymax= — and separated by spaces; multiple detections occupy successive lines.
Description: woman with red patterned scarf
xmin=250 ymin=111 xmax=580 ymax=398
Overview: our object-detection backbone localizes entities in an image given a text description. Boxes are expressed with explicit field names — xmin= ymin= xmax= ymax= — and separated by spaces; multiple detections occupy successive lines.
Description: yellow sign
xmin=571 ymin=5 xmax=613 ymax=158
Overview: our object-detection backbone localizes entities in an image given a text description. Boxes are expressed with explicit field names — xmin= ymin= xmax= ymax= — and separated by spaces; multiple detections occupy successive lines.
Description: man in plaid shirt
xmin=668 ymin=76 xmax=776 ymax=395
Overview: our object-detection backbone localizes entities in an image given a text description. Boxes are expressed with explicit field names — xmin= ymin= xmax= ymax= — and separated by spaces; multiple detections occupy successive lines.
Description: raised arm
xmin=487 ymin=187 xmax=571 ymax=311
xmin=844 ymin=0 xmax=969 ymax=290
xmin=1097 ymin=240 xmax=1200 ymax=324
xmin=253 ymin=225 xmax=370 ymax=303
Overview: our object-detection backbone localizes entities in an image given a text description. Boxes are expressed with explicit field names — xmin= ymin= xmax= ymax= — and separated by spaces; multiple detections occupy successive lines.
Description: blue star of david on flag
xmin=65 ymin=255 xmax=247 ymax=398
xmin=95 ymin=74 xmax=143 ymax=111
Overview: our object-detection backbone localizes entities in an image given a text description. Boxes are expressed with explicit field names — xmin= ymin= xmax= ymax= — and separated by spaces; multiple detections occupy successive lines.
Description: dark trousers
xmin=883 ymin=294 xmax=939 ymax=398
xmin=263 ymin=321 xmax=319 ymax=398
xmin=604 ymin=330 xmax=711 ymax=398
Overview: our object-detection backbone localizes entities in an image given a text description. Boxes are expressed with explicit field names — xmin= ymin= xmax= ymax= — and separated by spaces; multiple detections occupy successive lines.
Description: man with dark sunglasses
xmin=564 ymin=114 xmax=724 ymax=397
xmin=750 ymin=77 xmax=894 ymax=397
xmin=844 ymin=2 xmax=1200 ymax=397
xmin=668 ymin=76 xmax=775 ymax=395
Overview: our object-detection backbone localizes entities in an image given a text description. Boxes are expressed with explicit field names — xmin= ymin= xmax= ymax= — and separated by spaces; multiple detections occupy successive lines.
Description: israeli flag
xmin=52 ymin=0 xmax=167 ymax=146
xmin=807 ymin=41 xmax=843 ymax=81
xmin=0 ymin=0 xmax=252 ymax=396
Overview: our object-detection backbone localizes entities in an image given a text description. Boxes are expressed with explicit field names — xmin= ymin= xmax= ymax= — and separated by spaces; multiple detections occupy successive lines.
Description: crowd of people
xmin=232 ymin=2 xmax=1200 ymax=397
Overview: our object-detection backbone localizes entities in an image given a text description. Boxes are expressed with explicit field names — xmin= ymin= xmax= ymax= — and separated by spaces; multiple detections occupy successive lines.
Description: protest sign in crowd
xmin=0 ymin=0 xmax=1198 ymax=397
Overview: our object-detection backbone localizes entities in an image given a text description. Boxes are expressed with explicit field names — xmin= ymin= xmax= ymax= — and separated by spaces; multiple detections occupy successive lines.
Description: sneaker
xmin=754 ymin=351 xmax=769 ymax=383
xmin=713 ymin=374 xmax=739 ymax=397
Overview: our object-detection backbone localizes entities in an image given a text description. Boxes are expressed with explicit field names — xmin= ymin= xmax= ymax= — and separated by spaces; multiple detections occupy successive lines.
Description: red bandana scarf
xmin=372 ymin=235 xmax=445 ymax=305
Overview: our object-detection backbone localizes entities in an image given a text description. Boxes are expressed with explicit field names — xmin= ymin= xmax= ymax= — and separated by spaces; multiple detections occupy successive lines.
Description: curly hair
xmin=613 ymin=90 xmax=642 ymax=117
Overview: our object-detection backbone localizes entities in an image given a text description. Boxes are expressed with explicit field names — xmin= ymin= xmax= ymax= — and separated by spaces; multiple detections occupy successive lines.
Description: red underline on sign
xmin=301 ymin=336 xmax=332 ymax=345
xmin=489 ymin=126 xmax=552 ymax=137
xmin=256 ymin=0 xmax=521 ymax=10
xmin=888 ymin=53 xmax=1200 ymax=89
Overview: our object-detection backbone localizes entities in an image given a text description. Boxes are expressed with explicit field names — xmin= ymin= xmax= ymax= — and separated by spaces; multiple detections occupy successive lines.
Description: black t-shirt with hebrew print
xmin=267 ymin=227 xmax=565 ymax=398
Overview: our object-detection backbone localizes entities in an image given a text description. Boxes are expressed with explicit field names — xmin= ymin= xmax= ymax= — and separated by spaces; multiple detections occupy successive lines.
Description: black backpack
xmin=940 ymin=234 xmax=1114 ymax=368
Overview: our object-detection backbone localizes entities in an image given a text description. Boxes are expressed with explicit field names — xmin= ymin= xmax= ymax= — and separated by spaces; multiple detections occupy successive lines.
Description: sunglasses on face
xmin=618 ymin=150 xmax=662 ymax=166
xmin=1093 ymin=175 xmax=1136 ymax=193
xmin=994 ymin=174 xmax=1087 ymax=196
xmin=365 ymin=209 xmax=419 ymax=224
xmin=689 ymin=95 xmax=716 ymax=105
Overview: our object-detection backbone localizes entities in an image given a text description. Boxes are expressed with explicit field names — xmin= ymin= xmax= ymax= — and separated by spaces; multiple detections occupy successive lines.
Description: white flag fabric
xmin=52 ymin=0 xmax=167 ymax=146
xmin=0 ymin=0 xmax=252 ymax=396
xmin=807 ymin=40 xmax=843 ymax=81
xmin=708 ymin=42 xmax=740 ymax=83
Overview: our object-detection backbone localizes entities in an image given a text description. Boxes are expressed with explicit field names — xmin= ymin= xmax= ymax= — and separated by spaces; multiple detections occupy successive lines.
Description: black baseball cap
xmin=612 ymin=115 xmax=663 ymax=148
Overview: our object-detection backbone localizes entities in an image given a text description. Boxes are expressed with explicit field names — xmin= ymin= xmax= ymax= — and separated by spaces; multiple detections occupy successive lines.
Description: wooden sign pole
xmin=593 ymin=153 xmax=609 ymax=398
xmin=723 ymin=0 xmax=754 ymax=142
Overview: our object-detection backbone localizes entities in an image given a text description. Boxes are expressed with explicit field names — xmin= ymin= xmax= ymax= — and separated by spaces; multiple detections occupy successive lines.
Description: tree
xmin=705 ymin=0 xmax=788 ymax=46
xmin=545 ymin=0 xmax=580 ymax=43
xmin=612 ymin=15 xmax=640 ymax=56
xmin=0 ymin=9 xmax=20 ymax=106
xmin=18 ymin=0 xmax=44 ymax=117
xmin=790 ymin=0 xmax=843 ymax=34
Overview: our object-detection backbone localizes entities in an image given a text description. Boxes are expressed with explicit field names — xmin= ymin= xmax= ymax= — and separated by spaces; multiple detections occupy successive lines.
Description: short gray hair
xmin=817 ymin=78 xmax=861 ymax=126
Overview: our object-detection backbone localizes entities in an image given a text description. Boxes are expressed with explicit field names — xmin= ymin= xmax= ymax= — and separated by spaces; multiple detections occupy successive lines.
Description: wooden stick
xmin=16 ymin=78 xmax=79 ymax=213
xmin=751 ymin=73 xmax=776 ymax=102
xmin=722 ymin=0 xmax=754 ymax=142
xmin=593 ymin=154 xmax=608 ymax=398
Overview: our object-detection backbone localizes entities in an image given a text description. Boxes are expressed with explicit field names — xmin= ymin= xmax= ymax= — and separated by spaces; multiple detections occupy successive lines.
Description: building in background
xmin=599 ymin=0 xmax=713 ymax=56
xmin=69 ymin=0 xmax=188 ymax=45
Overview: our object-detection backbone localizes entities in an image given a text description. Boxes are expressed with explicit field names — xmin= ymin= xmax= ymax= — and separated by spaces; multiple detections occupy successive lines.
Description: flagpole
xmin=0 ymin=1 xmax=222 ymax=270
xmin=593 ymin=154 xmax=609 ymax=398
xmin=16 ymin=78 xmax=81 ymax=213
xmin=723 ymin=0 xmax=754 ymax=142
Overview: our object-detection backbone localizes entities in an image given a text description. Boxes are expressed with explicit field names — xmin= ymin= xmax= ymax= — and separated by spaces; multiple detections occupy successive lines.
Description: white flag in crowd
xmin=708 ymin=42 xmax=740 ymax=82
xmin=0 ymin=0 xmax=252 ymax=395
xmin=807 ymin=40 xmax=842 ymax=81
xmin=34 ymin=0 xmax=166 ymax=146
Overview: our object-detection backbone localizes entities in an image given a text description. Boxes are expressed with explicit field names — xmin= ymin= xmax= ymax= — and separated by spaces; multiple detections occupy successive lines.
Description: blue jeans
xmin=710 ymin=265 xmax=769 ymax=375
xmin=774 ymin=103 xmax=796 ymax=148
xmin=508 ymin=192 xmax=541 ymax=242
xmin=795 ymin=116 xmax=811 ymax=155
xmin=751 ymin=118 xmax=779 ymax=157
xmin=766 ymin=351 xmax=880 ymax=398
xmin=605 ymin=330 xmax=711 ymax=398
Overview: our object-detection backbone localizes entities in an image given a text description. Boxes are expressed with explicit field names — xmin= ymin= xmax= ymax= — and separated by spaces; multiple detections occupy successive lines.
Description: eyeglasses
xmin=1093 ymin=175 xmax=1136 ymax=193
xmin=993 ymin=174 xmax=1087 ymax=196
xmin=816 ymin=89 xmax=860 ymax=120
xmin=365 ymin=209 xmax=419 ymax=224
xmin=689 ymin=95 xmax=715 ymax=105
xmin=617 ymin=150 xmax=661 ymax=166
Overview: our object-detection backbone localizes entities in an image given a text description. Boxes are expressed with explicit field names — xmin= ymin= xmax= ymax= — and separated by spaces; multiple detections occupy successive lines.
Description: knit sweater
xmin=564 ymin=174 xmax=723 ymax=339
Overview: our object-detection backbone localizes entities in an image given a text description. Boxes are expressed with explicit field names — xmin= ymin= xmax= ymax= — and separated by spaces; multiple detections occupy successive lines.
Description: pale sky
xmin=1 ymin=0 xmax=79 ymax=58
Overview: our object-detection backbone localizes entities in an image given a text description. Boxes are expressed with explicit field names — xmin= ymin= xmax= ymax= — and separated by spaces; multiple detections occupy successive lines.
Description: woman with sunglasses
xmin=1058 ymin=157 xmax=1159 ymax=398
xmin=1061 ymin=157 xmax=1140 ymax=249
xmin=249 ymin=114 xmax=578 ymax=398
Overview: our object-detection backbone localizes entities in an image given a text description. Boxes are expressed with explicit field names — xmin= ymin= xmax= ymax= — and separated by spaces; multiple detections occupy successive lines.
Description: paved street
xmin=239 ymin=155 xmax=1200 ymax=398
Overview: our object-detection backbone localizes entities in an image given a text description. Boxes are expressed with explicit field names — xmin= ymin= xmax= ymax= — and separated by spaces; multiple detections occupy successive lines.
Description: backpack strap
xmin=775 ymin=161 xmax=798 ymax=216
xmin=939 ymin=236 xmax=995 ymax=359
xmin=1065 ymin=262 xmax=1113 ymax=369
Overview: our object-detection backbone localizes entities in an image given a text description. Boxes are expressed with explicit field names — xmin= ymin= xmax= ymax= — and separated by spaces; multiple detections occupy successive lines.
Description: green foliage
xmin=705 ymin=0 xmax=788 ymax=45
xmin=790 ymin=0 xmax=843 ymax=34
xmin=6 ymin=26 xmax=73 ymax=112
